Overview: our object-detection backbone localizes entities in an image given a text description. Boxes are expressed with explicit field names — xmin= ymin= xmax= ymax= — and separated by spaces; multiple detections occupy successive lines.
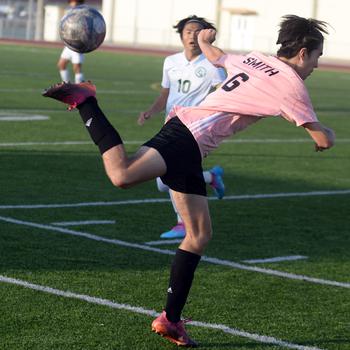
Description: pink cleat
xmin=152 ymin=311 xmax=197 ymax=347
xmin=42 ymin=81 xmax=96 ymax=110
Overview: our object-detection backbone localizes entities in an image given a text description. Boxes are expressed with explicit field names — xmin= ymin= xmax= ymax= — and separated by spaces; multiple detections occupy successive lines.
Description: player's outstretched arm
xmin=197 ymin=29 xmax=225 ymax=65
xmin=138 ymin=88 xmax=170 ymax=125
xmin=303 ymin=122 xmax=335 ymax=151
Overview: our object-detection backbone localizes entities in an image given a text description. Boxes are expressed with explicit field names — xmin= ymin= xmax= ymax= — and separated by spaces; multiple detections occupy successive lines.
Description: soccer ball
xmin=59 ymin=5 xmax=106 ymax=53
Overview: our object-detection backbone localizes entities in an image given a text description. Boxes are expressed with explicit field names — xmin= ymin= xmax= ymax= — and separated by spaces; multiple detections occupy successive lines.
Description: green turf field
xmin=0 ymin=43 xmax=349 ymax=350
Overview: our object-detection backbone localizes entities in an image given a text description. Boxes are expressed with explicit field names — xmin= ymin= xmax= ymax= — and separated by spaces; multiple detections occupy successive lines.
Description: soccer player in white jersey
xmin=139 ymin=15 xmax=227 ymax=239
xmin=57 ymin=0 xmax=85 ymax=84
xmin=44 ymin=15 xmax=335 ymax=348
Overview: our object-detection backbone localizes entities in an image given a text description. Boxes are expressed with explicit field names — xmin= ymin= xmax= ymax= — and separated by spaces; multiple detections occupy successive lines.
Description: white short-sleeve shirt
xmin=161 ymin=52 xmax=227 ymax=115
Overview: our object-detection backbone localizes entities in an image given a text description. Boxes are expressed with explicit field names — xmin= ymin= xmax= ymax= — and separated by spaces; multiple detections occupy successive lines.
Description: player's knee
xmin=187 ymin=228 xmax=212 ymax=250
xmin=109 ymin=176 xmax=127 ymax=189
xmin=199 ymin=229 xmax=213 ymax=247
xmin=57 ymin=61 xmax=65 ymax=70
xmin=72 ymin=64 xmax=82 ymax=73
xmin=108 ymin=171 xmax=132 ymax=189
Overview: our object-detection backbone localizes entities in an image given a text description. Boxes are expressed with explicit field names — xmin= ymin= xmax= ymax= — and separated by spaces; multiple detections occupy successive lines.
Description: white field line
xmin=0 ymin=198 xmax=169 ymax=210
xmin=0 ymin=116 xmax=49 ymax=121
xmin=0 ymin=109 xmax=141 ymax=114
xmin=52 ymin=220 xmax=116 ymax=227
xmin=1 ymin=189 xmax=350 ymax=210
xmin=242 ymin=255 xmax=308 ymax=264
xmin=0 ymin=215 xmax=349 ymax=289
xmin=1 ymin=139 xmax=350 ymax=148
xmin=0 ymin=88 xmax=155 ymax=95
xmin=222 ymin=138 xmax=350 ymax=143
xmin=0 ymin=141 xmax=143 ymax=147
xmin=0 ymin=275 xmax=324 ymax=350
xmin=145 ymin=239 xmax=183 ymax=246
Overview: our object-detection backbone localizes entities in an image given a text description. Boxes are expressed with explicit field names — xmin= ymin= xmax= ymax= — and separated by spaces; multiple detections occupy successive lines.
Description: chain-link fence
xmin=0 ymin=0 xmax=102 ymax=41
xmin=0 ymin=0 xmax=38 ymax=39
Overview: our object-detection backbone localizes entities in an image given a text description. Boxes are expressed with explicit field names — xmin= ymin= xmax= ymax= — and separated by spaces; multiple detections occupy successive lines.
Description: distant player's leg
xmin=157 ymin=177 xmax=186 ymax=239
xmin=58 ymin=47 xmax=72 ymax=82
xmin=72 ymin=63 xmax=84 ymax=83
xmin=57 ymin=57 xmax=70 ymax=82
xmin=203 ymin=166 xmax=225 ymax=199
xmin=152 ymin=192 xmax=211 ymax=347
xmin=71 ymin=51 xmax=84 ymax=83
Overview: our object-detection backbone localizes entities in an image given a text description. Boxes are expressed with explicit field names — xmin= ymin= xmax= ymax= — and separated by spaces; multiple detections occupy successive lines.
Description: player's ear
xmin=298 ymin=47 xmax=308 ymax=63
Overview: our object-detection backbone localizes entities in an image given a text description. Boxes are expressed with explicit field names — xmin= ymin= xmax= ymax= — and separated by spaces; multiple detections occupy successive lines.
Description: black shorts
xmin=143 ymin=117 xmax=206 ymax=196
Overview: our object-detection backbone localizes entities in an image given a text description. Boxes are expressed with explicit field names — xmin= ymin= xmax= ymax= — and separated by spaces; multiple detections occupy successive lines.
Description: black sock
xmin=77 ymin=97 xmax=123 ymax=154
xmin=165 ymin=248 xmax=201 ymax=323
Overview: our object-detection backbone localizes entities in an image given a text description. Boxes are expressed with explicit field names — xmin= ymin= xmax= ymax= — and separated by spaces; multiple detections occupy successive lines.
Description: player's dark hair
xmin=276 ymin=15 xmax=328 ymax=58
xmin=68 ymin=0 xmax=85 ymax=4
xmin=174 ymin=15 xmax=216 ymax=38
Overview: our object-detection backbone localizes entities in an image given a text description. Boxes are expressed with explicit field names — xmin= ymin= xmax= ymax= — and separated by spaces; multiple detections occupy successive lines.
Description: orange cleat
xmin=152 ymin=311 xmax=197 ymax=347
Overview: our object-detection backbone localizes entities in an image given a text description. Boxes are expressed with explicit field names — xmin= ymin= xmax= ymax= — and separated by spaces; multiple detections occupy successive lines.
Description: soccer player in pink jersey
xmin=43 ymin=15 xmax=335 ymax=347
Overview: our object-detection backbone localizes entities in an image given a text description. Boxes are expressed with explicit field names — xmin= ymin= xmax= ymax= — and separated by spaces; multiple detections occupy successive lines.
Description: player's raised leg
xmin=102 ymin=145 xmax=166 ymax=188
xmin=43 ymin=82 xmax=167 ymax=187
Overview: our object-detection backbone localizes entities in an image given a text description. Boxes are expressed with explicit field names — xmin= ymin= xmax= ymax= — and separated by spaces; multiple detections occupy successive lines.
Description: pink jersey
xmin=169 ymin=51 xmax=318 ymax=158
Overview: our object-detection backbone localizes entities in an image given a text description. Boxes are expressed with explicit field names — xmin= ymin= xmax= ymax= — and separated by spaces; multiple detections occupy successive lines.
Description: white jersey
xmin=161 ymin=52 xmax=227 ymax=115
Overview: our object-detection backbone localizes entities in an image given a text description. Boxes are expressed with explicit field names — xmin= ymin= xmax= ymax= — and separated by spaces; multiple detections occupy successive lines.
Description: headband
xmin=185 ymin=19 xmax=205 ymax=27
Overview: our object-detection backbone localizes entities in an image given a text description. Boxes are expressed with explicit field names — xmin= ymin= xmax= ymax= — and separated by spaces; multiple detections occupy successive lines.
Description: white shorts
xmin=60 ymin=47 xmax=84 ymax=64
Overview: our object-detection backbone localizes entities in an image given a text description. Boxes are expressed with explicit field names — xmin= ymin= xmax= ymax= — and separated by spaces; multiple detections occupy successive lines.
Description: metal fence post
xmin=34 ymin=0 xmax=44 ymax=40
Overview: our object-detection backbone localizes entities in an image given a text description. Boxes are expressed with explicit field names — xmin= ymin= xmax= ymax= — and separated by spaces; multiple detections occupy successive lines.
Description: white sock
xmin=176 ymin=215 xmax=183 ymax=224
xmin=169 ymin=190 xmax=183 ymax=224
xmin=203 ymin=170 xmax=212 ymax=184
xmin=75 ymin=73 xmax=84 ymax=83
xmin=156 ymin=177 xmax=169 ymax=192
xmin=59 ymin=70 xmax=70 ymax=82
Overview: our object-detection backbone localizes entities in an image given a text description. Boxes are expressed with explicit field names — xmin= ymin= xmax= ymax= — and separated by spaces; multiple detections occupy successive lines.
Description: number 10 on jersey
xmin=178 ymin=79 xmax=191 ymax=93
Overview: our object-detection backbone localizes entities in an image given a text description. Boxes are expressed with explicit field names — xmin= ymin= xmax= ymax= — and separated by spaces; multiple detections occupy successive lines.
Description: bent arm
xmin=138 ymin=88 xmax=169 ymax=125
xmin=197 ymin=29 xmax=226 ymax=65
xmin=303 ymin=122 xmax=335 ymax=151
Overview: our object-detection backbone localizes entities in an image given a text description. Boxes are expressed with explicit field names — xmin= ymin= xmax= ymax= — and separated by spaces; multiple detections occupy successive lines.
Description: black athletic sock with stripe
xmin=77 ymin=96 xmax=123 ymax=154
xmin=165 ymin=248 xmax=201 ymax=323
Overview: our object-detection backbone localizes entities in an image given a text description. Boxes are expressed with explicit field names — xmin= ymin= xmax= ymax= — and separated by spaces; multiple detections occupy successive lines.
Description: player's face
xmin=298 ymin=43 xmax=323 ymax=80
xmin=68 ymin=0 xmax=80 ymax=7
xmin=181 ymin=22 xmax=204 ymax=53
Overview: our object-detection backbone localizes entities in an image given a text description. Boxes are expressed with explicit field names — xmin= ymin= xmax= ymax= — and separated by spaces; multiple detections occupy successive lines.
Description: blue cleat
xmin=160 ymin=223 xmax=186 ymax=239
xmin=210 ymin=166 xmax=225 ymax=199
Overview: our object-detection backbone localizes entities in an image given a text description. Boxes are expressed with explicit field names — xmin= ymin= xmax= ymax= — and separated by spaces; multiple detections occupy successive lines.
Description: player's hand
xmin=138 ymin=111 xmax=152 ymax=126
xmin=324 ymin=126 xmax=336 ymax=143
xmin=314 ymin=127 xmax=335 ymax=151
xmin=198 ymin=29 xmax=216 ymax=44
